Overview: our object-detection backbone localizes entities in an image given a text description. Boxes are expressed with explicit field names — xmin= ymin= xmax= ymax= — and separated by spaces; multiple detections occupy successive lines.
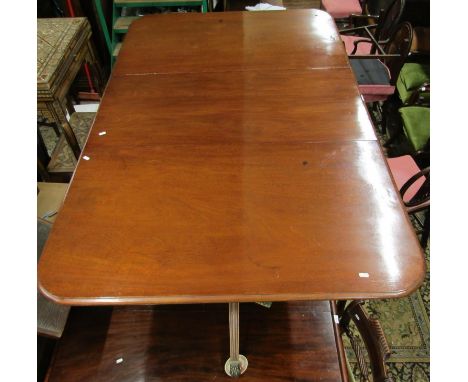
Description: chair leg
xmin=38 ymin=117 xmax=61 ymax=137
xmin=336 ymin=300 xmax=348 ymax=317
xmin=52 ymin=122 xmax=60 ymax=136
xmin=383 ymin=132 xmax=400 ymax=148
xmin=381 ymin=95 xmax=402 ymax=140
xmin=420 ymin=209 xmax=430 ymax=250
xmin=38 ymin=160 xmax=51 ymax=182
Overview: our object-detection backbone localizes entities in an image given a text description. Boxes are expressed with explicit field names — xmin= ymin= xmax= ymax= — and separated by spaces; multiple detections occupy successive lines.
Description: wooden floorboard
xmin=47 ymin=301 xmax=343 ymax=381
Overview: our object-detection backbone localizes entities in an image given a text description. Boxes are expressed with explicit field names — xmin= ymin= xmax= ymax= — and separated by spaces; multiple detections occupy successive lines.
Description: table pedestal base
xmin=225 ymin=355 xmax=248 ymax=377
xmin=225 ymin=302 xmax=248 ymax=377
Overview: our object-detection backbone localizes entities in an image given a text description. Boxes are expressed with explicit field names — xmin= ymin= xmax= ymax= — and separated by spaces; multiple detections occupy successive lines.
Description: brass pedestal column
xmin=225 ymin=303 xmax=248 ymax=377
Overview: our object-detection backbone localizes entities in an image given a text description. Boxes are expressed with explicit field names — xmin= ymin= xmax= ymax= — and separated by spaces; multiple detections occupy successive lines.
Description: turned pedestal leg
xmin=224 ymin=302 xmax=248 ymax=377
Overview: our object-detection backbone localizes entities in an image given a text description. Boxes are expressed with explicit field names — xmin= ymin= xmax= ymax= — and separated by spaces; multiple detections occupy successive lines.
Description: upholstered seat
xmin=341 ymin=34 xmax=373 ymax=55
xmin=396 ymin=63 xmax=430 ymax=104
xmin=400 ymin=106 xmax=430 ymax=152
xmin=322 ymin=0 xmax=362 ymax=19
xmin=350 ymin=59 xmax=395 ymax=102
xmin=387 ymin=155 xmax=426 ymax=203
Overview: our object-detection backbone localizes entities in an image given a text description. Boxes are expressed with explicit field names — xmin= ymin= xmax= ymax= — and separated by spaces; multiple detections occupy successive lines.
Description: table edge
xmin=38 ymin=268 xmax=425 ymax=306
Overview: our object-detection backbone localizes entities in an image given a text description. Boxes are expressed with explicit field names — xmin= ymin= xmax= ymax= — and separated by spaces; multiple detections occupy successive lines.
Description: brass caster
xmin=224 ymin=355 xmax=248 ymax=377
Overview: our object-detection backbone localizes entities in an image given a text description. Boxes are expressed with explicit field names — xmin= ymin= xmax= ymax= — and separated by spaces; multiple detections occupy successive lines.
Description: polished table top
xmin=112 ymin=9 xmax=348 ymax=76
xmin=90 ymin=69 xmax=376 ymax=144
xmin=39 ymin=10 xmax=425 ymax=306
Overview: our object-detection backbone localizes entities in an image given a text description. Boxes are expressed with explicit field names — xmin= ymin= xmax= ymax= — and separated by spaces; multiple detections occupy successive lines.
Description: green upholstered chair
xmin=399 ymin=106 xmax=430 ymax=152
xmin=396 ymin=63 xmax=430 ymax=105
xmin=382 ymin=64 xmax=429 ymax=150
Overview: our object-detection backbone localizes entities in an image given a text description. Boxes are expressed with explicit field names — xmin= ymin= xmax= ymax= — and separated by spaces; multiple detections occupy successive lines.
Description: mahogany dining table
xmin=38 ymin=9 xmax=425 ymax=378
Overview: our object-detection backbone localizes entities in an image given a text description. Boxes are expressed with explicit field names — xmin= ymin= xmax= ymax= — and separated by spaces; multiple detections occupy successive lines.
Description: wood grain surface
xmin=112 ymin=10 xmax=348 ymax=76
xmin=90 ymin=69 xmax=376 ymax=145
xmin=46 ymin=301 xmax=345 ymax=382
xmin=39 ymin=140 xmax=424 ymax=305
xmin=38 ymin=10 xmax=425 ymax=306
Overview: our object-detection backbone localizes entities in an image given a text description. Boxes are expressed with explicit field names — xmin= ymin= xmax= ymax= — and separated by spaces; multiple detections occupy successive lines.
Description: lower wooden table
xmin=37 ymin=17 xmax=101 ymax=159
xmin=47 ymin=302 xmax=346 ymax=381
xmin=38 ymin=10 xmax=425 ymax=378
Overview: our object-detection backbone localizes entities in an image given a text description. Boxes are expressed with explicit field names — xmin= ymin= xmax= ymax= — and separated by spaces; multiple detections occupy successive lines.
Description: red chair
xmin=340 ymin=0 xmax=406 ymax=55
xmin=321 ymin=0 xmax=363 ymax=19
xmin=349 ymin=22 xmax=413 ymax=103
xmin=387 ymin=155 xmax=430 ymax=248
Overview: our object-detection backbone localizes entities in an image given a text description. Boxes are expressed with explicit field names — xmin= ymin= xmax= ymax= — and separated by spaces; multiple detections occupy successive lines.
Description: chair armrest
xmin=350 ymin=38 xmax=372 ymax=54
xmin=407 ymin=200 xmax=430 ymax=214
xmin=407 ymin=82 xmax=430 ymax=106
xmin=340 ymin=23 xmax=378 ymax=35
xmin=344 ymin=25 xmax=387 ymax=56
xmin=340 ymin=301 xmax=393 ymax=382
xmin=349 ymin=54 xmax=400 ymax=59
xmin=378 ymin=38 xmax=390 ymax=45
xmin=349 ymin=13 xmax=380 ymax=20
xmin=400 ymin=167 xmax=430 ymax=210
